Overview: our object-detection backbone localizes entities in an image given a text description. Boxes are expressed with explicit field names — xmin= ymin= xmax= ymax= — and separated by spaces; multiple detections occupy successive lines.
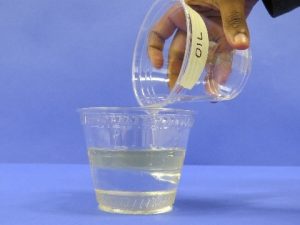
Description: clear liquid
xmin=88 ymin=148 xmax=185 ymax=214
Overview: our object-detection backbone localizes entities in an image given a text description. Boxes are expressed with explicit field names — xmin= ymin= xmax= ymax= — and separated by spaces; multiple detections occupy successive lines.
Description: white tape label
xmin=179 ymin=4 xmax=209 ymax=89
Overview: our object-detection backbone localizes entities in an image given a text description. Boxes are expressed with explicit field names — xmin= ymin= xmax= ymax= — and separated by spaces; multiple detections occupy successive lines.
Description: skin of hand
xmin=148 ymin=0 xmax=258 ymax=91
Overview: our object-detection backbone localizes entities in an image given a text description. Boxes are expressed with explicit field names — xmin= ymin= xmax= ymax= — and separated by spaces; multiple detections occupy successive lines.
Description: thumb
xmin=218 ymin=0 xmax=250 ymax=50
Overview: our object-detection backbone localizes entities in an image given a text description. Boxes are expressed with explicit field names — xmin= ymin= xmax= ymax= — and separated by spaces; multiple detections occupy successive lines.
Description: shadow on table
xmin=172 ymin=193 xmax=300 ymax=216
xmin=25 ymin=190 xmax=300 ymax=218
xmin=173 ymin=195 xmax=251 ymax=215
xmin=25 ymin=190 xmax=101 ymax=216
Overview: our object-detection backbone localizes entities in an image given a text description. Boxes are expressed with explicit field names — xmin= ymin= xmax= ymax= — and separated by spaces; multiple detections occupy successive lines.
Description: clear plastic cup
xmin=79 ymin=107 xmax=195 ymax=214
xmin=132 ymin=0 xmax=251 ymax=107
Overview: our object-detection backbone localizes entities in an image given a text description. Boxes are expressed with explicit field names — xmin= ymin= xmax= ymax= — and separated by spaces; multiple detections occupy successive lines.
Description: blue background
xmin=0 ymin=0 xmax=299 ymax=165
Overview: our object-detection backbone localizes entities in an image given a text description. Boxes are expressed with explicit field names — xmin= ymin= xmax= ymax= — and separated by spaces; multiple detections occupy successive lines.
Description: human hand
xmin=148 ymin=0 xmax=257 ymax=90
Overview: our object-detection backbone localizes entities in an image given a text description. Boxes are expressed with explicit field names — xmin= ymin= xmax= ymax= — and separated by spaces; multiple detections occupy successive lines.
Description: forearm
xmin=262 ymin=0 xmax=300 ymax=17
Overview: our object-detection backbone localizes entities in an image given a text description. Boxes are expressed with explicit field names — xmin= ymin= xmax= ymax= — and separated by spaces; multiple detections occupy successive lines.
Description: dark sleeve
xmin=262 ymin=0 xmax=300 ymax=17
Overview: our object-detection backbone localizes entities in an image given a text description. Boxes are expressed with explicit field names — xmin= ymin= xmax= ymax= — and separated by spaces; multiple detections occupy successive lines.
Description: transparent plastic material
xmin=79 ymin=107 xmax=194 ymax=214
xmin=132 ymin=0 xmax=252 ymax=107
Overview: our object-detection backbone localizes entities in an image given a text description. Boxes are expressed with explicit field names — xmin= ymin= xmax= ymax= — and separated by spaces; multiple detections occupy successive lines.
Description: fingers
xmin=148 ymin=6 xmax=186 ymax=69
xmin=214 ymin=51 xmax=233 ymax=85
xmin=205 ymin=42 xmax=233 ymax=96
xmin=204 ymin=16 xmax=233 ymax=53
xmin=148 ymin=31 xmax=165 ymax=68
xmin=218 ymin=0 xmax=250 ymax=50
xmin=168 ymin=30 xmax=187 ymax=89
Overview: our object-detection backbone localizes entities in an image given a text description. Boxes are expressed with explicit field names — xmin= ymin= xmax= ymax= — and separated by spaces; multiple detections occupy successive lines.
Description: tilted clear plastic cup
xmin=79 ymin=107 xmax=195 ymax=214
xmin=132 ymin=0 xmax=251 ymax=107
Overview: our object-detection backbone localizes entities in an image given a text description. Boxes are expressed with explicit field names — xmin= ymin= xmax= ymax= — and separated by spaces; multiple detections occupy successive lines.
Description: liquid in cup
xmin=89 ymin=148 xmax=185 ymax=214
xmin=79 ymin=107 xmax=194 ymax=214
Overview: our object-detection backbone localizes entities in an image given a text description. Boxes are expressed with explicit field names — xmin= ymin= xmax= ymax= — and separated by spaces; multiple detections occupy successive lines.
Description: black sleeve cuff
xmin=262 ymin=0 xmax=300 ymax=17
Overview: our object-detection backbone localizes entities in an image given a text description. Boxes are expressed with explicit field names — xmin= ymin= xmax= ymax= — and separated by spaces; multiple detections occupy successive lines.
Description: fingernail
xmin=234 ymin=33 xmax=248 ymax=44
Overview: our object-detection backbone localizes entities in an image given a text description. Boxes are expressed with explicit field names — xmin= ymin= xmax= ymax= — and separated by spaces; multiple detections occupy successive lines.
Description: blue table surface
xmin=1 ymin=164 xmax=300 ymax=225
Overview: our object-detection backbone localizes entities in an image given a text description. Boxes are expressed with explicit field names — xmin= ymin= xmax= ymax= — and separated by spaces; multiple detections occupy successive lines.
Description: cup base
xmin=98 ymin=204 xmax=173 ymax=215
xmin=95 ymin=189 xmax=176 ymax=215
